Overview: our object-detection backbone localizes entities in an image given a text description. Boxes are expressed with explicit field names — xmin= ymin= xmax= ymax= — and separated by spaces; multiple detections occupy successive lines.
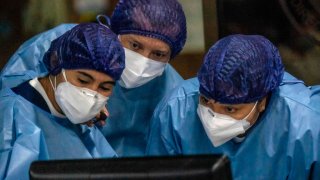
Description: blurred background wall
xmin=0 ymin=0 xmax=319 ymax=85
xmin=216 ymin=0 xmax=320 ymax=85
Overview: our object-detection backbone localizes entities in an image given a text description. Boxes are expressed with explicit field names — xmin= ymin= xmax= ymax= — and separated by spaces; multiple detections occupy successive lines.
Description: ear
xmin=50 ymin=51 xmax=60 ymax=71
xmin=257 ymin=97 xmax=267 ymax=113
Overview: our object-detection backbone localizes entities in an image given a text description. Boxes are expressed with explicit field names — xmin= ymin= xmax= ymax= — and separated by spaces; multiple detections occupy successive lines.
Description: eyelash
xmin=99 ymin=86 xmax=110 ymax=91
xmin=225 ymin=106 xmax=236 ymax=113
xmin=77 ymin=77 xmax=112 ymax=92
xmin=130 ymin=42 xmax=140 ymax=50
xmin=153 ymin=52 xmax=165 ymax=58
xmin=78 ymin=79 xmax=89 ymax=84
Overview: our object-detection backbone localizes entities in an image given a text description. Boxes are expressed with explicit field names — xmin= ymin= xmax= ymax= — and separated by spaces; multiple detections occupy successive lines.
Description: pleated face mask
xmin=197 ymin=101 xmax=257 ymax=147
xmin=50 ymin=69 xmax=109 ymax=124
xmin=119 ymin=48 xmax=167 ymax=88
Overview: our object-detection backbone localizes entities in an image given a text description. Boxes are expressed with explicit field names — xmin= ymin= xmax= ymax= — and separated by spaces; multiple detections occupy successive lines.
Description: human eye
xmin=153 ymin=51 xmax=165 ymax=58
xmin=78 ymin=78 xmax=89 ymax=84
xmin=151 ymin=50 xmax=169 ymax=61
xmin=100 ymin=86 xmax=110 ymax=91
xmin=99 ymin=85 xmax=113 ymax=92
xmin=200 ymin=95 xmax=210 ymax=105
xmin=224 ymin=106 xmax=237 ymax=113
xmin=129 ymin=41 xmax=140 ymax=50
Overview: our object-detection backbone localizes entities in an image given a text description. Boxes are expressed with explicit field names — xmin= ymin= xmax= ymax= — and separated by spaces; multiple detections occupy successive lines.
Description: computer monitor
xmin=29 ymin=154 xmax=232 ymax=179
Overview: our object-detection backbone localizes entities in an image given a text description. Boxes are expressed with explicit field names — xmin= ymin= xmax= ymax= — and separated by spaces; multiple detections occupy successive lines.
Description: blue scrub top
xmin=146 ymin=73 xmax=320 ymax=180
xmin=101 ymin=64 xmax=183 ymax=157
xmin=0 ymin=81 xmax=116 ymax=180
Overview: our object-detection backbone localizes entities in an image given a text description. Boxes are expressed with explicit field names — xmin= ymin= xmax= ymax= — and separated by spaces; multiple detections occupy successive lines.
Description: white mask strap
xmin=61 ymin=69 xmax=68 ymax=82
xmin=49 ymin=69 xmax=68 ymax=91
xmin=49 ymin=75 xmax=57 ymax=91
xmin=243 ymin=101 xmax=258 ymax=120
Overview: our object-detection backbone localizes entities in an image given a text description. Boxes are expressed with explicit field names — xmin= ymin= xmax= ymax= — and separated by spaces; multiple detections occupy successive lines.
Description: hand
xmin=85 ymin=106 xmax=109 ymax=127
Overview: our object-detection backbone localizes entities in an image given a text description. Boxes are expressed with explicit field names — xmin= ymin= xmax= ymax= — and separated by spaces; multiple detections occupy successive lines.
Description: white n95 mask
xmin=50 ymin=69 xmax=109 ymax=124
xmin=197 ymin=102 xmax=257 ymax=147
xmin=119 ymin=48 xmax=167 ymax=88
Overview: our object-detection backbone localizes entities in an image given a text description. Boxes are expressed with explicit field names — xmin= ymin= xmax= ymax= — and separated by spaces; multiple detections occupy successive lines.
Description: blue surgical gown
xmin=0 ymin=81 xmax=116 ymax=180
xmin=101 ymin=65 xmax=183 ymax=156
xmin=0 ymin=24 xmax=76 ymax=89
xmin=0 ymin=23 xmax=184 ymax=157
xmin=146 ymin=72 xmax=320 ymax=180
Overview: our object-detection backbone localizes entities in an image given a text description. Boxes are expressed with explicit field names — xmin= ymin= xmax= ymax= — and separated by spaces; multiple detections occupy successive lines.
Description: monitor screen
xmin=29 ymin=154 xmax=232 ymax=179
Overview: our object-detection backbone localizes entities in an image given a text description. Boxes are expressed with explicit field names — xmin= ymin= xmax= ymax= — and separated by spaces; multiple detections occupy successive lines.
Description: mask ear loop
xmin=49 ymin=69 xmax=68 ymax=92
xmin=240 ymin=101 xmax=259 ymax=132
xmin=49 ymin=75 xmax=57 ymax=91
xmin=243 ymin=101 xmax=258 ymax=120
xmin=61 ymin=69 xmax=68 ymax=82
xmin=96 ymin=15 xmax=111 ymax=29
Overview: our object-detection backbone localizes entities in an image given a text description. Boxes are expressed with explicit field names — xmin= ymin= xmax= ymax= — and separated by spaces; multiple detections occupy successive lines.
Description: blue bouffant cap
xmin=197 ymin=34 xmax=284 ymax=104
xmin=110 ymin=0 xmax=187 ymax=59
xmin=43 ymin=23 xmax=125 ymax=80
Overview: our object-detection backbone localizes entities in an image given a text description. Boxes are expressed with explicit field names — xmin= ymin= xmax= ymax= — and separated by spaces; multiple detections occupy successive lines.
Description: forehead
xmin=120 ymin=34 xmax=171 ymax=52
xmin=200 ymin=94 xmax=254 ymax=108
xmin=66 ymin=69 xmax=114 ymax=82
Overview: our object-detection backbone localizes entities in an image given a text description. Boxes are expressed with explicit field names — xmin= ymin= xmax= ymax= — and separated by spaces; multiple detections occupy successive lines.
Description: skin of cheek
xmin=247 ymin=110 xmax=260 ymax=125
xmin=55 ymin=71 xmax=67 ymax=85
xmin=246 ymin=100 xmax=266 ymax=125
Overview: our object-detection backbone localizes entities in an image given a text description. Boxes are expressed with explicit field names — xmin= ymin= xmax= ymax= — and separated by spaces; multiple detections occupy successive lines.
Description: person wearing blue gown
xmin=100 ymin=0 xmax=187 ymax=157
xmin=0 ymin=0 xmax=187 ymax=157
xmin=146 ymin=34 xmax=320 ymax=179
xmin=0 ymin=23 xmax=125 ymax=180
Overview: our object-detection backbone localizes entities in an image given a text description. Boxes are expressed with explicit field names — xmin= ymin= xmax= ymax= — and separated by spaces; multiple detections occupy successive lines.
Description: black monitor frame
xmin=30 ymin=154 xmax=232 ymax=180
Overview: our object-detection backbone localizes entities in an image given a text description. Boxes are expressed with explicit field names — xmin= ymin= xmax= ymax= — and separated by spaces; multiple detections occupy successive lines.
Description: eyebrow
xmin=129 ymin=36 xmax=169 ymax=52
xmin=78 ymin=71 xmax=94 ymax=80
xmin=153 ymin=49 xmax=169 ymax=55
xmin=101 ymin=81 xmax=116 ymax=86
xmin=221 ymin=104 xmax=242 ymax=108
xmin=127 ymin=36 xmax=143 ymax=46
xmin=78 ymin=71 xmax=115 ymax=85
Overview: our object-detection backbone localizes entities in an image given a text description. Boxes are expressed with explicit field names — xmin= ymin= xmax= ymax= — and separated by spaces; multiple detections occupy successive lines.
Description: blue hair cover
xmin=110 ymin=0 xmax=187 ymax=58
xmin=43 ymin=23 xmax=125 ymax=80
xmin=198 ymin=34 xmax=284 ymax=104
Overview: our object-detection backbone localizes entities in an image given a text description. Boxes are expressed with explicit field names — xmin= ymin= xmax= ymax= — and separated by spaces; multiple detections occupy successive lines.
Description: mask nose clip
xmin=208 ymin=109 xmax=215 ymax=117
xmin=81 ymin=89 xmax=97 ymax=98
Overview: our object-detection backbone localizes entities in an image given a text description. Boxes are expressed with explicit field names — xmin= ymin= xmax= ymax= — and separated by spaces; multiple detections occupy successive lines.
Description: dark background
xmin=217 ymin=0 xmax=320 ymax=85
xmin=0 ymin=0 xmax=319 ymax=85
